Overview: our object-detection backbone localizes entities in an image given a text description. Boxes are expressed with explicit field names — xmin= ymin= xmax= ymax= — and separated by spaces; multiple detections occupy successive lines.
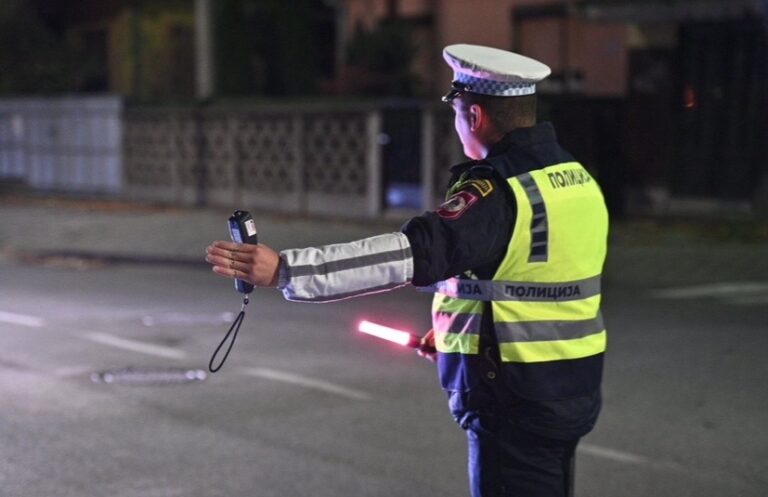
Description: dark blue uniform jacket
xmin=401 ymin=122 xmax=602 ymax=440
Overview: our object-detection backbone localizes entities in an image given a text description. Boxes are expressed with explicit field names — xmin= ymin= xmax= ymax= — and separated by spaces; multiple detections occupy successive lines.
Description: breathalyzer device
xmin=228 ymin=210 xmax=259 ymax=294
xmin=209 ymin=210 xmax=258 ymax=373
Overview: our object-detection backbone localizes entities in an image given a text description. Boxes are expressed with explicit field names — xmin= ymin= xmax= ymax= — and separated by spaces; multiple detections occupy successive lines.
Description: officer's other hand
xmin=417 ymin=329 xmax=437 ymax=363
xmin=205 ymin=241 xmax=280 ymax=287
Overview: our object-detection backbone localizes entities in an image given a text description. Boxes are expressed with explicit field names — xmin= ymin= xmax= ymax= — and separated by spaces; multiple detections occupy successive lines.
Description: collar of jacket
xmin=449 ymin=121 xmax=558 ymax=175
xmin=487 ymin=121 xmax=558 ymax=156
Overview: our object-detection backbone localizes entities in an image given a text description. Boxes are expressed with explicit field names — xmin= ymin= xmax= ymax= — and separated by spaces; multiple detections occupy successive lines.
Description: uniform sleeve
xmin=277 ymin=232 xmax=413 ymax=302
xmin=401 ymin=167 xmax=516 ymax=287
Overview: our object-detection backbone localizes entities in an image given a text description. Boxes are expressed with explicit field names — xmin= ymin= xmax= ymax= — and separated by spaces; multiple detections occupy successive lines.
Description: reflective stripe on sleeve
xmin=288 ymin=248 xmax=412 ymax=278
xmin=279 ymin=232 xmax=413 ymax=302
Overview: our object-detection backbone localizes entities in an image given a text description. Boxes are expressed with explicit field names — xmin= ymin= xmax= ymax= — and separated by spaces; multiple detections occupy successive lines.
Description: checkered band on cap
xmin=454 ymin=72 xmax=537 ymax=97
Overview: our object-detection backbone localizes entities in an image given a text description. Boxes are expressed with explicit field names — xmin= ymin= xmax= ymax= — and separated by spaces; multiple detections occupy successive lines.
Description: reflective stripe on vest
xmin=431 ymin=161 xmax=608 ymax=363
xmin=495 ymin=313 xmax=606 ymax=362
xmin=499 ymin=328 xmax=607 ymax=363
xmin=432 ymin=296 xmax=483 ymax=354
xmin=517 ymin=172 xmax=549 ymax=262
xmin=420 ymin=274 xmax=601 ymax=301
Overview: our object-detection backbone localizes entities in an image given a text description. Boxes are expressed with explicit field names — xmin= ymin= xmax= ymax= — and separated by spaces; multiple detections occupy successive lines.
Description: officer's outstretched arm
xmin=277 ymin=233 xmax=413 ymax=302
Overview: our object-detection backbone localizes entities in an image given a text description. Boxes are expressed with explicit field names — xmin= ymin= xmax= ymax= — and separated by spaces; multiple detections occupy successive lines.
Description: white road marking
xmin=578 ymin=443 xmax=651 ymax=465
xmin=579 ymin=443 xmax=687 ymax=474
xmin=726 ymin=294 xmax=768 ymax=305
xmin=141 ymin=312 xmax=235 ymax=327
xmin=242 ymin=367 xmax=372 ymax=401
xmin=651 ymin=281 xmax=768 ymax=299
xmin=0 ymin=310 xmax=45 ymax=328
xmin=82 ymin=332 xmax=187 ymax=360
xmin=52 ymin=365 xmax=96 ymax=378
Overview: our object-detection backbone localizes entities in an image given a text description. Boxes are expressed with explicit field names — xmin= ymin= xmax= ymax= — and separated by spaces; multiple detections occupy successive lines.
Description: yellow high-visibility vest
xmin=432 ymin=161 xmax=608 ymax=364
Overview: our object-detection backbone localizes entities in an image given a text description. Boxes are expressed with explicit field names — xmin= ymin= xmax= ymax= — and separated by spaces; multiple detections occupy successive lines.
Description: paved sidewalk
xmin=2 ymin=195 xmax=768 ymax=289
xmin=0 ymin=196 xmax=399 ymax=260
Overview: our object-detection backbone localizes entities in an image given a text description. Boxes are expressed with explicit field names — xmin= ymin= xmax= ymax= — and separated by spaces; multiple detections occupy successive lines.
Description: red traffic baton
xmin=357 ymin=320 xmax=436 ymax=353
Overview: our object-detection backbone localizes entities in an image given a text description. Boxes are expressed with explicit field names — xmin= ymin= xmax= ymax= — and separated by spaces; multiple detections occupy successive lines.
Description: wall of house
xmin=434 ymin=0 xmax=518 ymax=94
xmin=343 ymin=0 xmax=628 ymax=97
xmin=572 ymin=21 xmax=628 ymax=96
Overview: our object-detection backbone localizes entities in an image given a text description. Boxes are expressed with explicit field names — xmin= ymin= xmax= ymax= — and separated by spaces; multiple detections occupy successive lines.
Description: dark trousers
xmin=466 ymin=415 xmax=578 ymax=497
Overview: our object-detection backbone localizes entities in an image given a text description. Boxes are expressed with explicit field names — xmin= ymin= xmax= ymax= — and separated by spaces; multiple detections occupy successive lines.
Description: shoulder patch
xmin=465 ymin=179 xmax=494 ymax=197
xmin=448 ymin=174 xmax=494 ymax=197
xmin=436 ymin=190 xmax=479 ymax=220
xmin=448 ymin=178 xmax=495 ymax=198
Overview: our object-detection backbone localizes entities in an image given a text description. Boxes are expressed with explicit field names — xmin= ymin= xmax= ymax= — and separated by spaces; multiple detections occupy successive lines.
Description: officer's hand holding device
xmin=208 ymin=210 xmax=259 ymax=373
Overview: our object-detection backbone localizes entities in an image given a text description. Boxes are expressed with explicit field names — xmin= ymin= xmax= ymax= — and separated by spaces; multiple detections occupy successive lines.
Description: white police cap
xmin=442 ymin=44 xmax=551 ymax=102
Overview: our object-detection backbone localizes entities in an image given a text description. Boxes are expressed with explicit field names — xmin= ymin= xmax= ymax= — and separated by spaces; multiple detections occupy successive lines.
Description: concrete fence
xmin=0 ymin=96 xmax=462 ymax=219
xmin=0 ymin=96 xmax=122 ymax=193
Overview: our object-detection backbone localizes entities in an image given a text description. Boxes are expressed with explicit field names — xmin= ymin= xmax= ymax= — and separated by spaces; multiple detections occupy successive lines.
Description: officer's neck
xmin=477 ymin=128 xmax=506 ymax=160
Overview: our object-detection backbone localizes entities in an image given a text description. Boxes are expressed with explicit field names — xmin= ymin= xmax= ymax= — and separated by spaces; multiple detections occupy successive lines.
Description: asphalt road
xmin=1 ymin=203 xmax=767 ymax=497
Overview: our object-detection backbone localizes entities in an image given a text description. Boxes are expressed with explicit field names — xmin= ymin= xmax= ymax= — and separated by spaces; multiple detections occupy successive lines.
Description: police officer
xmin=206 ymin=44 xmax=609 ymax=497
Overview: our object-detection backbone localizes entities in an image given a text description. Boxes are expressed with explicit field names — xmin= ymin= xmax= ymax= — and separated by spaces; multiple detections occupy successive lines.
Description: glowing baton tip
xmin=358 ymin=320 xmax=418 ymax=347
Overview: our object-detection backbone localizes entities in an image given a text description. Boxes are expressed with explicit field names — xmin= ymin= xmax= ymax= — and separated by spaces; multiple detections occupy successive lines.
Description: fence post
xmin=194 ymin=105 xmax=207 ymax=207
xmin=293 ymin=114 xmax=305 ymax=214
xmin=366 ymin=110 xmax=382 ymax=218
xmin=227 ymin=113 xmax=239 ymax=207
xmin=169 ymin=112 xmax=182 ymax=203
xmin=420 ymin=107 xmax=435 ymax=211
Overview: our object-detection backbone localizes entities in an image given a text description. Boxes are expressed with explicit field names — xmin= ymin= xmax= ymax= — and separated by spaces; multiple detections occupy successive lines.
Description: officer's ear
xmin=468 ymin=104 xmax=485 ymax=132
xmin=468 ymin=104 xmax=479 ymax=130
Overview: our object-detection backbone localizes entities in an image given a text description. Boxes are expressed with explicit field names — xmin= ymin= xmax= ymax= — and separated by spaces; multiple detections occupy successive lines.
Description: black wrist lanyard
xmin=208 ymin=295 xmax=249 ymax=373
